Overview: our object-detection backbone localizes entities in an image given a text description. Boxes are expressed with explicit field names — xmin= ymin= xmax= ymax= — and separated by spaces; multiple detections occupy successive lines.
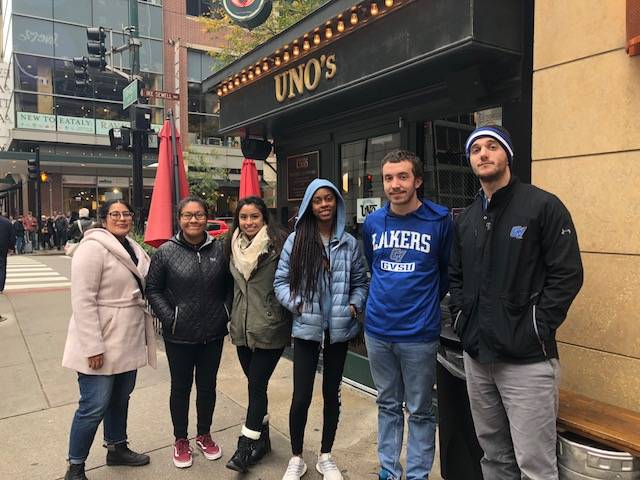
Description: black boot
xmin=64 ymin=463 xmax=88 ymax=480
xmin=226 ymin=436 xmax=257 ymax=473
xmin=249 ymin=422 xmax=271 ymax=465
xmin=105 ymin=442 xmax=150 ymax=466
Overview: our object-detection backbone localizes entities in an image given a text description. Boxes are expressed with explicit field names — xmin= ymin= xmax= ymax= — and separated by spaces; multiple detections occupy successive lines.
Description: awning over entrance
xmin=204 ymin=0 xmax=525 ymax=135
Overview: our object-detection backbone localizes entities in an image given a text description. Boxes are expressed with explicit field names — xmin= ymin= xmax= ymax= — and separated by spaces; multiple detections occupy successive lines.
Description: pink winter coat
xmin=62 ymin=228 xmax=157 ymax=375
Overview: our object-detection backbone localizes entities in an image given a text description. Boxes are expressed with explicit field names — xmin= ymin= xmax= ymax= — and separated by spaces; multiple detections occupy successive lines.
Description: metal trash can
xmin=558 ymin=431 xmax=640 ymax=479
xmin=436 ymin=300 xmax=484 ymax=480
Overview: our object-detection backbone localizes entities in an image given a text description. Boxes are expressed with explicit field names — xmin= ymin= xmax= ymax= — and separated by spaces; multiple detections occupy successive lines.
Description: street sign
xmin=123 ymin=79 xmax=139 ymax=109
xmin=141 ymin=89 xmax=180 ymax=101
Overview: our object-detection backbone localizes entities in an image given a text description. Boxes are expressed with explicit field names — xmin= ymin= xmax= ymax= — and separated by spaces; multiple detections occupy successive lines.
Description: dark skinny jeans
xmin=164 ymin=338 xmax=224 ymax=439
xmin=236 ymin=346 xmax=284 ymax=432
xmin=289 ymin=333 xmax=349 ymax=455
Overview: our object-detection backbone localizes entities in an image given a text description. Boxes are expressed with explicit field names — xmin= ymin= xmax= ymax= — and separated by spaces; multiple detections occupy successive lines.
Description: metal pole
xmin=129 ymin=0 xmax=144 ymax=233
xmin=35 ymin=147 xmax=41 ymax=249
xmin=168 ymin=109 xmax=180 ymax=233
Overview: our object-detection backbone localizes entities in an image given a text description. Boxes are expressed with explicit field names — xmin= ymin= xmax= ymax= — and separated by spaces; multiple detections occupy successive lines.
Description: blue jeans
xmin=15 ymin=235 xmax=24 ymax=254
xmin=366 ymin=334 xmax=438 ymax=480
xmin=68 ymin=370 xmax=137 ymax=464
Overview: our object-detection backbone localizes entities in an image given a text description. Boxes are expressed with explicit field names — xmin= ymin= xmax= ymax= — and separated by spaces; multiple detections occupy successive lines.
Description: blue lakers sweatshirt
xmin=362 ymin=200 xmax=452 ymax=343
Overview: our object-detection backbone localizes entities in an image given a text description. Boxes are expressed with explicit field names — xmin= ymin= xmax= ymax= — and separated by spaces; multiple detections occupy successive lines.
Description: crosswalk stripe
xmin=6 ymin=277 xmax=69 ymax=283
xmin=5 ymin=257 xmax=70 ymax=291
xmin=4 ymin=282 xmax=71 ymax=291
xmin=7 ymin=272 xmax=63 ymax=278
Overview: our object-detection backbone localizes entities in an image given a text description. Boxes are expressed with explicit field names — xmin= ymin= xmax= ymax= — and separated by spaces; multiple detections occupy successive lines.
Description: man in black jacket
xmin=0 ymin=214 xmax=16 ymax=294
xmin=448 ymin=125 xmax=583 ymax=480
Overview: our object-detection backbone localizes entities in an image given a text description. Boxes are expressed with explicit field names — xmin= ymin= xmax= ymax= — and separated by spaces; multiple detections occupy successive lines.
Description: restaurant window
xmin=53 ymin=0 xmax=92 ymax=25
xmin=14 ymin=54 xmax=53 ymax=94
xmin=13 ymin=0 xmax=53 ymax=19
xmin=186 ymin=0 xmax=221 ymax=17
xmin=423 ymin=108 xmax=501 ymax=209
xmin=13 ymin=17 xmax=54 ymax=57
xmin=340 ymin=132 xmax=401 ymax=239
xmin=93 ymin=0 xmax=129 ymax=31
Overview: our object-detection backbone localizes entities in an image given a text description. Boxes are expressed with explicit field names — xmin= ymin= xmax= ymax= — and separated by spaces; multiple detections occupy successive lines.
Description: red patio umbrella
xmin=239 ymin=158 xmax=261 ymax=199
xmin=144 ymin=114 xmax=190 ymax=248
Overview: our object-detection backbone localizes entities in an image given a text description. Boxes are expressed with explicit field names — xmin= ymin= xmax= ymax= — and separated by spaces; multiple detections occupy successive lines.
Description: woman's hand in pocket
xmin=88 ymin=354 xmax=104 ymax=370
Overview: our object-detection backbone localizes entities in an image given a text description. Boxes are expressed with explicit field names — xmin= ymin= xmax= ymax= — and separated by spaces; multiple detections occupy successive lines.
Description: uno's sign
xmin=274 ymin=54 xmax=337 ymax=103
xmin=222 ymin=0 xmax=272 ymax=29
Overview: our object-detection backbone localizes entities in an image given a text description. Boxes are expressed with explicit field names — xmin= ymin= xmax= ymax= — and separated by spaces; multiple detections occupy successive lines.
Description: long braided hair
xmin=288 ymin=206 xmax=334 ymax=302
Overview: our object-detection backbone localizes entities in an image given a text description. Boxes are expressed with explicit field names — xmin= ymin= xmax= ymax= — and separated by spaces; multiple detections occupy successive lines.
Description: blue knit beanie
xmin=465 ymin=125 xmax=514 ymax=167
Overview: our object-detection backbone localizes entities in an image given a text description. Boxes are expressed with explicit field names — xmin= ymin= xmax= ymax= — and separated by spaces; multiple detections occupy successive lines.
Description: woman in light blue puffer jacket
xmin=274 ymin=178 xmax=368 ymax=480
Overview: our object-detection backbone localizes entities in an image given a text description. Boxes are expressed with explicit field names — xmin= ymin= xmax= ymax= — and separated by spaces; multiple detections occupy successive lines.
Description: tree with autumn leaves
xmin=199 ymin=0 xmax=326 ymax=67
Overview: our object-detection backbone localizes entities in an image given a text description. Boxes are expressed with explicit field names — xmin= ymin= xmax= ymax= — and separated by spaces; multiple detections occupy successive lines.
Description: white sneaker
xmin=282 ymin=456 xmax=308 ymax=479
xmin=316 ymin=453 xmax=343 ymax=480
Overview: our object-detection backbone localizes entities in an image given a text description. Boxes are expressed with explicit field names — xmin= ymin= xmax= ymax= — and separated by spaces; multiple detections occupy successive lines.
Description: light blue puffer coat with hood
xmin=274 ymin=178 xmax=368 ymax=344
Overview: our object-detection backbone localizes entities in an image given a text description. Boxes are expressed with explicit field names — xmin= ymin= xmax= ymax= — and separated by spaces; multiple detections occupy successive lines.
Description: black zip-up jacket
xmin=448 ymin=177 xmax=583 ymax=364
xmin=146 ymin=232 xmax=232 ymax=344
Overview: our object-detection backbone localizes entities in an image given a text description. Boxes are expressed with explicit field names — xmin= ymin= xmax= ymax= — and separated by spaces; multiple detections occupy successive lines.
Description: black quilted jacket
xmin=146 ymin=232 xmax=232 ymax=344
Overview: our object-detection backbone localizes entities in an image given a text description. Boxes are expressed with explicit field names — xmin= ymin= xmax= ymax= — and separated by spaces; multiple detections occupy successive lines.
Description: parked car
xmin=207 ymin=219 xmax=229 ymax=238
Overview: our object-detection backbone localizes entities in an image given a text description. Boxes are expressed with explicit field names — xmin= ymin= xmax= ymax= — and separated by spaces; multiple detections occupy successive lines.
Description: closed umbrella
xmin=144 ymin=116 xmax=190 ymax=248
xmin=239 ymin=158 xmax=261 ymax=199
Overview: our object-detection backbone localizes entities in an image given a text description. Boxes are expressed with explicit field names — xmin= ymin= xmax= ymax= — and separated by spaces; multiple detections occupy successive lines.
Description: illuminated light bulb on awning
xmin=350 ymin=12 xmax=358 ymax=25
xmin=222 ymin=85 xmax=228 ymax=94
xmin=241 ymin=74 xmax=247 ymax=83
xmin=337 ymin=20 xmax=345 ymax=32
xmin=234 ymin=77 xmax=240 ymax=86
xmin=313 ymin=33 xmax=321 ymax=45
xmin=293 ymin=45 xmax=300 ymax=56
xmin=303 ymin=39 xmax=310 ymax=51
xmin=275 ymin=56 xmax=282 ymax=66
xmin=262 ymin=62 xmax=269 ymax=71
xmin=283 ymin=51 xmax=290 ymax=62
xmin=370 ymin=2 xmax=379 ymax=15
xmin=255 ymin=65 xmax=262 ymax=75
xmin=248 ymin=70 xmax=254 ymax=80
xmin=217 ymin=88 xmax=222 ymax=96
xmin=385 ymin=0 xmax=393 ymax=6
xmin=325 ymin=27 xmax=333 ymax=39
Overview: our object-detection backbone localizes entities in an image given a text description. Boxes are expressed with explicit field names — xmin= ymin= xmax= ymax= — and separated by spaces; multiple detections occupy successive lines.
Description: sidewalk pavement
xmin=0 ymin=285 xmax=442 ymax=480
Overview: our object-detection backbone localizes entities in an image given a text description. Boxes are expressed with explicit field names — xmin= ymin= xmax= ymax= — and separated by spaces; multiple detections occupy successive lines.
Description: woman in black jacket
xmin=146 ymin=196 xmax=232 ymax=469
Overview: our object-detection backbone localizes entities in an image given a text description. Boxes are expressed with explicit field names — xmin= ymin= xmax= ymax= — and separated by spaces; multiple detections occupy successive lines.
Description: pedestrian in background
xmin=362 ymin=150 xmax=452 ymax=480
xmin=274 ymin=179 xmax=368 ymax=480
xmin=62 ymin=199 xmax=155 ymax=480
xmin=67 ymin=208 xmax=93 ymax=243
xmin=449 ymin=125 xmax=583 ymax=480
xmin=54 ymin=211 xmax=69 ymax=250
xmin=23 ymin=210 xmax=37 ymax=249
xmin=146 ymin=196 xmax=232 ymax=469
xmin=224 ymin=196 xmax=289 ymax=473
xmin=0 ymin=214 xmax=16 ymax=296
xmin=12 ymin=215 xmax=25 ymax=254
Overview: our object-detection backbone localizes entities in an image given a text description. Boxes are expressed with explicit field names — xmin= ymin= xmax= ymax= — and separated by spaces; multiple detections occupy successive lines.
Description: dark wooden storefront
xmin=204 ymin=0 xmax=533 ymax=389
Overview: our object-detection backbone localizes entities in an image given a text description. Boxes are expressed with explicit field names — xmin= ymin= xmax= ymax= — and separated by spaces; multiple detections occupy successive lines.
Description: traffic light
xmin=72 ymin=56 xmax=90 ymax=88
xmin=27 ymin=157 xmax=40 ymax=182
xmin=86 ymin=27 xmax=107 ymax=71
xmin=40 ymin=171 xmax=48 ymax=183
xmin=364 ymin=174 xmax=374 ymax=193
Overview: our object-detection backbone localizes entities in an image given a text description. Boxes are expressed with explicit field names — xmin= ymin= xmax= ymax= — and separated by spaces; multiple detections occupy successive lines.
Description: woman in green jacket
xmin=224 ymin=196 xmax=289 ymax=473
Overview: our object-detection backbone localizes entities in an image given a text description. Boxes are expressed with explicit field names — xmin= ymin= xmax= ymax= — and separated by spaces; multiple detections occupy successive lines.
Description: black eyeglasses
xmin=180 ymin=212 xmax=206 ymax=220
xmin=108 ymin=211 xmax=134 ymax=219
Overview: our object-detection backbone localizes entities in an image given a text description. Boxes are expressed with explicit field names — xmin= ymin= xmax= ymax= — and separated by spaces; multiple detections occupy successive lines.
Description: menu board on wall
xmin=287 ymin=151 xmax=319 ymax=201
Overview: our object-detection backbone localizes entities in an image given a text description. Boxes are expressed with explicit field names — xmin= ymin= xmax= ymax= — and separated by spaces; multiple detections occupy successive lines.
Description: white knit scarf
xmin=231 ymin=225 xmax=271 ymax=280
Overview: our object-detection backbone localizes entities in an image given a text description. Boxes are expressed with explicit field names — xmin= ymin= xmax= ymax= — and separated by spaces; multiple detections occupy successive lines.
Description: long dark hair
xmin=225 ymin=196 xmax=286 ymax=259
xmin=288 ymin=206 xmax=331 ymax=302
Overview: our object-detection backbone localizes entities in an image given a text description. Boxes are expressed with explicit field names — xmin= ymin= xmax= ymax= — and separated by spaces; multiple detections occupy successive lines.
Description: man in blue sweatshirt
xmin=362 ymin=150 xmax=452 ymax=480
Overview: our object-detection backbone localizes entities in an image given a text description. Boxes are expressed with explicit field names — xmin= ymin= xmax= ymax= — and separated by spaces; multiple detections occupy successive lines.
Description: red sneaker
xmin=173 ymin=438 xmax=192 ymax=468
xmin=196 ymin=433 xmax=222 ymax=460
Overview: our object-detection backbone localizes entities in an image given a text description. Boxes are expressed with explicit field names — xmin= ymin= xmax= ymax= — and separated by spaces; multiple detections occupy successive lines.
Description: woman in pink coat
xmin=62 ymin=199 xmax=156 ymax=480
